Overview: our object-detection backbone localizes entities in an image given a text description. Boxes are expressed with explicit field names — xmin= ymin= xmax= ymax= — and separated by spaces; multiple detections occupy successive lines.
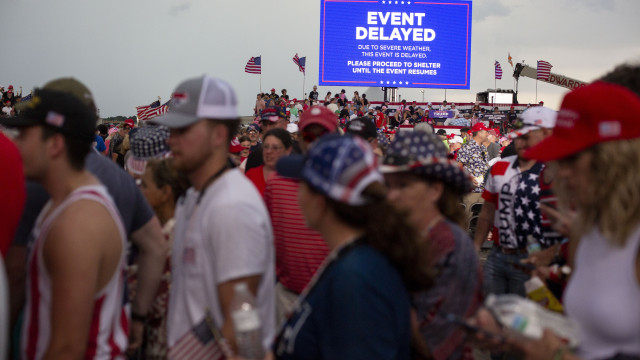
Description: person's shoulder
xmin=205 ymin=169 xmax=265 ymax=208
xmin=86 ymin=152 xmax=135 ymax=191
xmin=334 ymin=244 xmax=396 ymax=278
xmin=245 ymin=165 xmax=261 ymax=178
xmin=458 ymin=142 xmax=472 ymax=152
xmin=489 ymin=155 xmax=516 ymax=176
xmin=53 ymin=191 xmax=120 ymax=237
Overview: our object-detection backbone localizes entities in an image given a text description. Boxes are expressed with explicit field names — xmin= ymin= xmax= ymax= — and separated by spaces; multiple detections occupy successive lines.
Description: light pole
xmin=420 ymin=90 xmax=425 ymax=102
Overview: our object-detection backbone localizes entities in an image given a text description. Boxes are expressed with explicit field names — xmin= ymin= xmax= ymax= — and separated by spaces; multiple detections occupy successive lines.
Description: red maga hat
xmin=525 ymin=82 xmax=640 ymax=162
xmin=471 ymin=122 xmax=489 ymax=132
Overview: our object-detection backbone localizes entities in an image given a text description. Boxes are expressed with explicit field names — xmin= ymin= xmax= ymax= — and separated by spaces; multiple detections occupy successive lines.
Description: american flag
xmin=167 ymin=313 xmax=232 ymax=360
xmin=292 ymin=53 xmax=306 ymax=74
xmin=136 ymin=99 xmax=168 ymax=121
xmin=513 ymin=163 xmax=546 ymax=247
xmin=537 ymin=60 xmax=553 ymax=80
xmin=245 ymin=56 xmax=261 ymax=74
xmin=495 ymin=61 xmax=503 ymax=79
xmin=20 ymin=93 xmax=32 ymax=102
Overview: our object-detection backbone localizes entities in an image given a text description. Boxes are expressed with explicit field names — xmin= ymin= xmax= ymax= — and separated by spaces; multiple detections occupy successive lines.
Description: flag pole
xmin=535 ymin=80 xmax=538 ymax=103
xmin=302 ymin=72 xmax=306 ymax=101
xmin=260 ymin=73 xmax=262 ymax=93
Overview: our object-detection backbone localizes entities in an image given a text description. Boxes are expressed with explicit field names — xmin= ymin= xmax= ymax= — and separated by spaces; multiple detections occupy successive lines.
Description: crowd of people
xmin=253 ymin=86 xmax=527 ymax=133
xmin=0 ymin=62 xmax=638 ymax=360
xmin=0 ymin=85 xmax=27 ymax=117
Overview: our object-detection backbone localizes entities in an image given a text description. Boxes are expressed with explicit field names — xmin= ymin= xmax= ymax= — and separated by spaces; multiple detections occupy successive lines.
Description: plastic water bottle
xmin=526 ymin=235 xmax=541 ymax=254
xmin=231 ymin=282 xmax=264 ymax=360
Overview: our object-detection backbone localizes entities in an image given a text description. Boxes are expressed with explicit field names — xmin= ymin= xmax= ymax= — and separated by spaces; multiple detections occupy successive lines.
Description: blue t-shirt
xmin=273 ymin=241 xmax=411 ymax=360
xmin=94 ymin=134 xmax=106 ymax=152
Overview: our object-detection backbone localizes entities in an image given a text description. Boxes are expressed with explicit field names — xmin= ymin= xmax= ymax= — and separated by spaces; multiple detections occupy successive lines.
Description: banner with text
xmin=319 ymin=0 xmax=472 ymax=89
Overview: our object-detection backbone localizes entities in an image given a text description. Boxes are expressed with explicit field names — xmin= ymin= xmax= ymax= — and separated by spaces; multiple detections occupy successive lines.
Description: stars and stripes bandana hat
xmin=380 ymin=131 xmax=473 ymax=193
xmin=127 ymin=124 xmax=171 ymax=175
xmin=276 ymin=134 xmax=383 ymax=206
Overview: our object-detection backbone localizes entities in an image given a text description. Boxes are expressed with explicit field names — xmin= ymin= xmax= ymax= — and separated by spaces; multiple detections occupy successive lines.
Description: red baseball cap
xmin=471 ymin=122 xmax=489 ymax=133
xmin=125 ymin=118 xmax=135 ymax=128
xmin=229 ymin=138 xmax=244 ymax=154
xmin=299 ymin=106 xmax=338 ymax=132
xmin=525 ymin=82 xmax=640 ymax=162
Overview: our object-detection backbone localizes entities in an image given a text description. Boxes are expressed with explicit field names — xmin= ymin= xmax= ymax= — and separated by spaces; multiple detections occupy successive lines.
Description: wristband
xmin=131 ymin=311 xmax=147 ymax=323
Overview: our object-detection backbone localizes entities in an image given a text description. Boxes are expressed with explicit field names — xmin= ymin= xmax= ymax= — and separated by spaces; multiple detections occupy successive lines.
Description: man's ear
xmin=47 ymin=133 xmax=66 ymax=160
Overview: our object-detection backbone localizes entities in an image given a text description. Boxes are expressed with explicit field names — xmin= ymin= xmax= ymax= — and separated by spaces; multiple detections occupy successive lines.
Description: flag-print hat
xmin=276 ymin=134 xmax=383 ymax=206
xmin=126 ymin=125 xmax=170 ymax=175
xmin=151 ymin=75 xmax=237 ymax=128
xmin=380 ymin=131 xmax=473 ymax=193
xmin=507 ymin=106 xmax=556 ymax=139
xmin=247 ymin=123 xmax=261 ymax=133
xmin=260 ymin=107 xmax=286 ymax=122
xmin=525 ymin=82 xmax=640 ymax=162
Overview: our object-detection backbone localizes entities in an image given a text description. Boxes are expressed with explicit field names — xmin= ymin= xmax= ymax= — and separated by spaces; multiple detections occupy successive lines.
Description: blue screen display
xmin=319 ymin=0 xmax=472 ymax=89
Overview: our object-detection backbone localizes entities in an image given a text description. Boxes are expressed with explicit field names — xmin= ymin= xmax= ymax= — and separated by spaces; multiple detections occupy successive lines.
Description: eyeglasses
xmin=263 ymin=144 xmax=284 ymax=151
xmin=301 ymin=130 xmax=329 ymax=143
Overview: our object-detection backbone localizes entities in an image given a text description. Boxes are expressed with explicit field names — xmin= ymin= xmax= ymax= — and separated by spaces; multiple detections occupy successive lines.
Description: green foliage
xmin=101 ymin=115 xmax=131 ymax=123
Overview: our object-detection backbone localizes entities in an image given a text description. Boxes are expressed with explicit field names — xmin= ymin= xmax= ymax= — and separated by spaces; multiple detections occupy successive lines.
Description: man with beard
xmin=151 ymin=75 xmax=275 ymax=355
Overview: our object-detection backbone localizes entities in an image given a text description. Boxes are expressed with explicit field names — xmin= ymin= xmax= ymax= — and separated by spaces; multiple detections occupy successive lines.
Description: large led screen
xmin=319 ymin=0 xmax=472 ymax=89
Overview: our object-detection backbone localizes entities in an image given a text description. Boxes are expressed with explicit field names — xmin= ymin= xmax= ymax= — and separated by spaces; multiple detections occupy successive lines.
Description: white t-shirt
xmin=167 ymin=168 xmax=276 ymax=350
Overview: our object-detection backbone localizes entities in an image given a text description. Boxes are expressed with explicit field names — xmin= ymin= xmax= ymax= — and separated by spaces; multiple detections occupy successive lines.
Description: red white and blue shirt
xmin=482 ymin=155 xmax=524 ymax=249
xmin=22 ymin=185 xmax=128 ymax=360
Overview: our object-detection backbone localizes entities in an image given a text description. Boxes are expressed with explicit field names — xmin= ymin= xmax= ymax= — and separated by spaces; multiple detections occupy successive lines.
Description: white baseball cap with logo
xmin=507 ymin=106 xmax=557 ymax=139
xmin=151 ymin=75 xmax=238 ymax=128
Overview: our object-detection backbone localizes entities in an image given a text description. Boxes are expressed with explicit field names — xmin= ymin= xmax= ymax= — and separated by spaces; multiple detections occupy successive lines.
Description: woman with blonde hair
xmin=476 ymin=82 xmax=640 ymax=360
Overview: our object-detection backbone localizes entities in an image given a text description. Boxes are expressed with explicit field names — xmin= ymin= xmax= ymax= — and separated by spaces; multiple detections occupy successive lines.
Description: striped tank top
xmin=21 ymin=185 xmax=129 ymax=359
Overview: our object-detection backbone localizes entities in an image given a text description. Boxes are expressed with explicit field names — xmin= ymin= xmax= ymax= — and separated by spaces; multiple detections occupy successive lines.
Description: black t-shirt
xmin=13 ymin=151 xmax=155 ymax=247
xmin=309 ymin=91 xmax=318 ymax=101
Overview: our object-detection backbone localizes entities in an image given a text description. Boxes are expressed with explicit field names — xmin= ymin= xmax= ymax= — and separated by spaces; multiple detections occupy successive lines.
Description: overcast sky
xmin=2 ymin=0 xmax=639 ymax=117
